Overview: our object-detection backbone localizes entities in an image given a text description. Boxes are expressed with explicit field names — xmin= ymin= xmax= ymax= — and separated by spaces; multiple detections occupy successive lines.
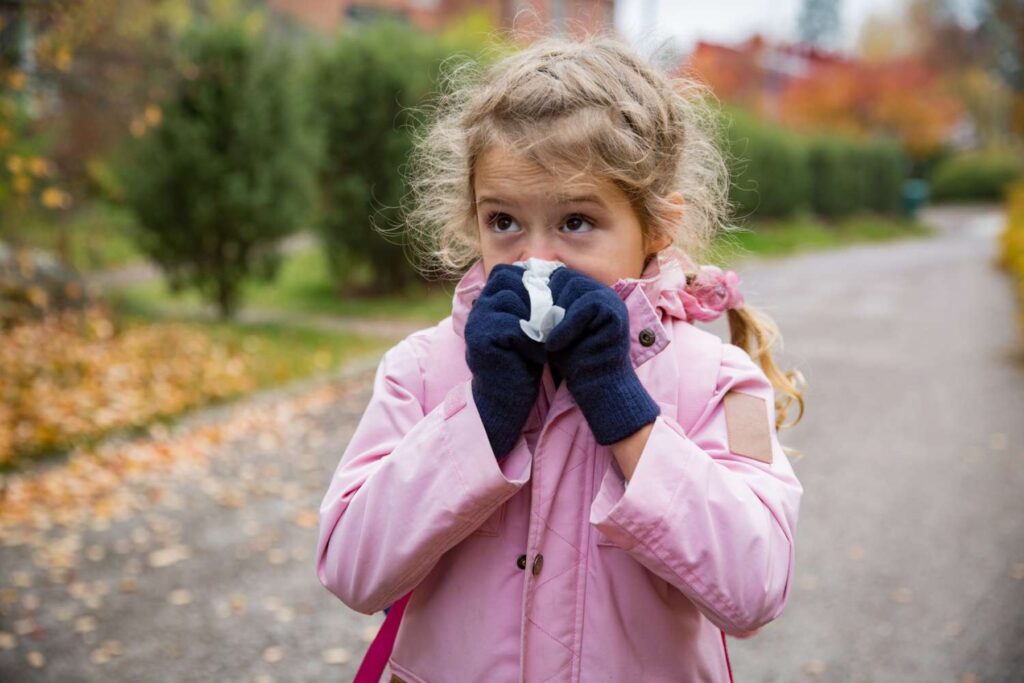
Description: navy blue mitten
xmin=546 ymin=266 xmax=660 ymax=445
xmin=464 ymin=264 xmax=547 ymax=459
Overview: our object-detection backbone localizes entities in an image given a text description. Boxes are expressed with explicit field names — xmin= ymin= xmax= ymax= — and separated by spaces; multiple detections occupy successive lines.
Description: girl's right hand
xmin=464 ymin=264 xmax=547 ymax=459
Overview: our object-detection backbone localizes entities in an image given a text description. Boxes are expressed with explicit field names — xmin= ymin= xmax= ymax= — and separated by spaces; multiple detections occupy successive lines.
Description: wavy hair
xmin=398 ymin=30 xmax=805 ymax=432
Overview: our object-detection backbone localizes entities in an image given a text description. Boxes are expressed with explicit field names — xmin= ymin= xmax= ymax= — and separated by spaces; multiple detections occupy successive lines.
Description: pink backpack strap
xmin=353 ymin=321 xmax=455 ymax=681
xmin=353 ymin=590 xmax=413 ymax=683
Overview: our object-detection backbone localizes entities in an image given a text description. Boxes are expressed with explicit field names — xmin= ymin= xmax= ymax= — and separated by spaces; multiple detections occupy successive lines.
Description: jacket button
xmin=516 ymin=554 xmax=527 ymax=570
xmin=638 ymin=328 xmax=656 ymax=347
xmin=531 ymin=554 xmax=543 ymax=575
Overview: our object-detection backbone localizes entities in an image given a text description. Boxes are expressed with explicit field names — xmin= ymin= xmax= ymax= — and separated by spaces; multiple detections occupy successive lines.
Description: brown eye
xmin=562 ymin=214 xmax=595 ymax=233
xmin=488 ymin=212 xmax=520 ymax=233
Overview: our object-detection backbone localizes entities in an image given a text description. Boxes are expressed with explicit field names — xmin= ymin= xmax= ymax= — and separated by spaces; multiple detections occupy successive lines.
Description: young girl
xmin=316 ymin=33 xmax=805 ymax=683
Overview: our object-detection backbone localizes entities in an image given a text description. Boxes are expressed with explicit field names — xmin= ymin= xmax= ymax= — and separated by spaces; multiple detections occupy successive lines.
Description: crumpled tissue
xmin=513 ymin=257 xmax=566 ymax=342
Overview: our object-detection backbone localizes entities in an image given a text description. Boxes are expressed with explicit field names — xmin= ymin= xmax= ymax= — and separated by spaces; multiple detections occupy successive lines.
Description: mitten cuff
xmin=571 ymin=368 xmax=660 ymax=445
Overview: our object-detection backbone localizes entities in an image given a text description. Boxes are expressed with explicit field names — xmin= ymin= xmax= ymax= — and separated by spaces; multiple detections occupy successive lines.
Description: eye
xmin=561 ymin=213 xmax=595 ymax=233
xmin=486 ymin=212 xmax=521 ymax=233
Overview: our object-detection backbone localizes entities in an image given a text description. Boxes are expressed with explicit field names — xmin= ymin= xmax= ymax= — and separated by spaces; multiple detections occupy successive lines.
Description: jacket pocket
xmin=470 ymin=500 xmax=506 ymax=536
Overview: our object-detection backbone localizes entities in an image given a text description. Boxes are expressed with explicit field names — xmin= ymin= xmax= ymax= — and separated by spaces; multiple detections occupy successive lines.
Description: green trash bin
xmin=901 ymin=179 xmax=929 ymax=218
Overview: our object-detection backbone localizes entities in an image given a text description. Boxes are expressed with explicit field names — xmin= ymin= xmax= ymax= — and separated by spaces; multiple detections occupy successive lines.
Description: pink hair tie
xmin=681 ymin=265 xmax=745 ymax=322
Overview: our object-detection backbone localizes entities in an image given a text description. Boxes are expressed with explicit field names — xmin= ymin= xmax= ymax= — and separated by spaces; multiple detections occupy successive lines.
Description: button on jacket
xmin=316 ymin=249 xmax=804 ymax=682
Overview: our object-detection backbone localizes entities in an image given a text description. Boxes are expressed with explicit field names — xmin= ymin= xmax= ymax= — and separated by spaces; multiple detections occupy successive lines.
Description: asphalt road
xmin=721 ymin=205 xmax=1024 ymax=682
xmin=1 ymin=205 xmax=1021 ymax=682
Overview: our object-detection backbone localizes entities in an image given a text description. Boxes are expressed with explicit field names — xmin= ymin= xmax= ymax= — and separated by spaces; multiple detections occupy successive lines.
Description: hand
xmin=546 ymin=266 xmax=660 ymax=445
xmin=464 ymin=264 xmax=547 ymax=459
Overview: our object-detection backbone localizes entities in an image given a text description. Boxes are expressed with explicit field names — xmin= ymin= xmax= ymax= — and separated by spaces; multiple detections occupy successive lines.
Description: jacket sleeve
xmin=315 ymin=330 xmax=533 ymax=614
xmin=589 ymin=342 xmax=804 ymax=636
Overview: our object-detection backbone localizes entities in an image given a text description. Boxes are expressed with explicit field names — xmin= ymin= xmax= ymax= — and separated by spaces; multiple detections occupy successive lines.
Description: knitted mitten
xmin=464 ymin=264 xmax=547 ymax=459
xmin=545 ymin=266 xmax=660 ymax=445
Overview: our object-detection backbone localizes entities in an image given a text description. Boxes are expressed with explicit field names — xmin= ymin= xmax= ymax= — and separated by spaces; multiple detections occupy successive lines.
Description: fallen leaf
xmin=167 ymin=589 xmax=192 ymax=606
xmin=321 ymin=647 xmax=351 ymax=664
xmin=148 ymin=545 xmax=190 ymax=568
xmin=27 ymin=650 xmax=45 ymax=668
xmin=263 ymin=645 xmax=283 ymax=663
xmin=74 ymin=615 xmax=97 ymax=634
xmin=292 ymin=510 xmax=318 ymax=529
xmin=803 ymin=660 xmax=827 ymax=675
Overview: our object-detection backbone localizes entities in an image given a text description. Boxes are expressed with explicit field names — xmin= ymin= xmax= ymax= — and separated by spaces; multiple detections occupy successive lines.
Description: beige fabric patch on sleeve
xmin=723 ymin=390 xmax=773 ymax=464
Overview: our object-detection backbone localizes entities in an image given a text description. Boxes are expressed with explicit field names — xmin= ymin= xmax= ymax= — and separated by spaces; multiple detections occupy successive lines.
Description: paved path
xmin=720 ymin=205 xmax=1024 ymax=682
xmin=86 ymin=232 xmax=317 ymax=289
xmin=1 ymin=205 xmax=1021 ymax=682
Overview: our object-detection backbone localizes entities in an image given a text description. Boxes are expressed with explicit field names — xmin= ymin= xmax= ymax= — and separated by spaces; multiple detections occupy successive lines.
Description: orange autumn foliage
xmin=686 ymin=36 xmax=962 ymax=157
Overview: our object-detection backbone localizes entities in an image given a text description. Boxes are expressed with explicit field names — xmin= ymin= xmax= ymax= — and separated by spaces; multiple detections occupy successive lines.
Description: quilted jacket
xmin=316 ymin=248 xmax=804 ymax=682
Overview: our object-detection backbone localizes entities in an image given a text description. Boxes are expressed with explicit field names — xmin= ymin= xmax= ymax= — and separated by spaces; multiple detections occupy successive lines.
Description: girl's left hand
xmin=546 ymin=266 xmax=660 ymax=445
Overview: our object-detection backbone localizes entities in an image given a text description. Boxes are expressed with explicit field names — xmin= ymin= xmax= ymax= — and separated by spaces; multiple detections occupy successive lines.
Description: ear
xmin=646 ymin=192 xmax=684 ymax=254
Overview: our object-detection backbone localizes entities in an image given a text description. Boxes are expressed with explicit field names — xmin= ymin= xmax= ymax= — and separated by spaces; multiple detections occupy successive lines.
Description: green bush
xmin=930 ymin=151 xmax=1023 ymax=202
xmin=723 ymin=109 xmax=811 ymax=219
xmin=862 ymin=139 xmax=907 ymax=214
xmin=806 ymin=136 xmax=863 ymax=217
xmin=308 ymin=19 xmax=463 ymax=294
xmin=804 ymin=136 xmax=907 ymax=218
xmin=721 ymin=109 xmax=907 ymax=220
xmin=118 ymin=16 xmax=320 ymax=319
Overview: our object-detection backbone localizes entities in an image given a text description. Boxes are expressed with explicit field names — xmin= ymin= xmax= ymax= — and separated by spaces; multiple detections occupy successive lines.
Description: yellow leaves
xmin=129 ymin=104 xmax=162 ymax=138
xmin=73 ymin=615 xmax=97 ymax=634
xmin=6 ymin=153 xmax=23 ymax=173
xmin=54 ymin=45 xmax=73 ymax=73
xmin=147 ymin=544 xmax=191 ymax=568
xmin=1000 ymin=182 xmax=1024 ymax=325
xmin=6 ymin=70 xmax=26 ymax=90
xmin=28 ymin=156 xmax=54 ymax=177
xmin=0 ymin=306 xmax=259 ymax=466
xmin=321 ymin=647 xmax=351 ymax=665
xmin=292 ymin=509 xmax=318 ymax=529
xmin=143 ymin=104 xmax=162 ymax=127
xmin=89 ymin=640 xmax=123 ymax=664
xmin=41 ymin=186 xmax=73 ymax=209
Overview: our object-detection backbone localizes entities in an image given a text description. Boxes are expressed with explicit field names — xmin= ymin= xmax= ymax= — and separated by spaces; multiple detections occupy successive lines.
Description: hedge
xmin=931 ymin=151 xmax=1023 ymax=202
xmin=722 ymin=108 xmax=907 ymax=220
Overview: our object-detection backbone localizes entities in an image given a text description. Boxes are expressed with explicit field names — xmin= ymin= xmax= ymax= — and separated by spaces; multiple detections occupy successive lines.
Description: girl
xmin=316 ymin=33 xmax=806 ymax=683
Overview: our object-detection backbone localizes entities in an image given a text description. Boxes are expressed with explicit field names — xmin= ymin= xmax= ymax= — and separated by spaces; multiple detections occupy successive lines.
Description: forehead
xmin=473 ymin=145 xmax=613 ymax=201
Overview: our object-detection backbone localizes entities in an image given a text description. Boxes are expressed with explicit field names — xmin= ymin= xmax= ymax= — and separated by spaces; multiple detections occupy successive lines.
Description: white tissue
xmin=513 ymin=257 xmax=566 ymax=342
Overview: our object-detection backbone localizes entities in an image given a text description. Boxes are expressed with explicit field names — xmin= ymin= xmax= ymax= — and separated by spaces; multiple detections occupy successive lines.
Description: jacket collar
xmin=449 ymin=247 xmax=698 ymax=369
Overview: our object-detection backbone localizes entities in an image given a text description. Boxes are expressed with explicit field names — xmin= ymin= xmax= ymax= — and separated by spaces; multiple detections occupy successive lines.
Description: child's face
xmin=473 ymin=146 xmax=676 ymax=285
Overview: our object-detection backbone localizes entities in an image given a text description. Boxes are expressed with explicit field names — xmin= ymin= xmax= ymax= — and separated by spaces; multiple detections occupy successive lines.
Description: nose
xmin=519 ymin=231 xmax=560 ymax=263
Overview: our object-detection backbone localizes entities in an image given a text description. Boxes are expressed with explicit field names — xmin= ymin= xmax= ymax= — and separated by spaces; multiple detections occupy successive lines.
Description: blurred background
xmin=1 ymin=0 xmax=1022 ymax=681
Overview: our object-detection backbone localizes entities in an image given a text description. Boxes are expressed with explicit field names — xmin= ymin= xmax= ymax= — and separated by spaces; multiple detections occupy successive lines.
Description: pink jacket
xmin=316 ymin=250 xmax=804 ymax=682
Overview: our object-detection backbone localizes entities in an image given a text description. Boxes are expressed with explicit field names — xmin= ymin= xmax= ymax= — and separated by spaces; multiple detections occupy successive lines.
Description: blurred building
xmin=686 ymin=34 xmax=964 ymax=155
xmin=267 ymin=0 xmax=615 ymax=37
xmin=688 ymin=35 xmax=851 ymax=119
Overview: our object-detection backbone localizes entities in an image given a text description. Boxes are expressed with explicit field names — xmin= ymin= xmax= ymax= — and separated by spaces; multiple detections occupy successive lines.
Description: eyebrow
xmin=476 ymin=193 xmax=607 ymax=208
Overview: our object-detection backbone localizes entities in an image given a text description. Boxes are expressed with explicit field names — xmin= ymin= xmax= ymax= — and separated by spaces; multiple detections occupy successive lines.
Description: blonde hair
xmin=399 ymin=31 xmax=805 ymax=432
